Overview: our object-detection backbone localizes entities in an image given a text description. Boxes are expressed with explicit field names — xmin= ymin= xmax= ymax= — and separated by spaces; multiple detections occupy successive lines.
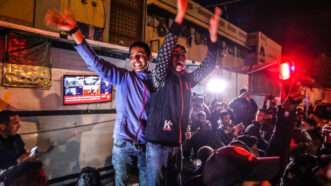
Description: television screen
xmin=63 ymin=75 xmax=112 ymax=105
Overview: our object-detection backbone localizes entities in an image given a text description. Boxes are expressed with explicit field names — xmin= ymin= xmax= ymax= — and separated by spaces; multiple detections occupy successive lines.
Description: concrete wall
xmin=20 ymin=114 xmax=115 ymax=179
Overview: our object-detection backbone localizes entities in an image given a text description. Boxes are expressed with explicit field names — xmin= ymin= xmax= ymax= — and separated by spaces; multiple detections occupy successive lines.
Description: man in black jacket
xmin=144 ymin=3 xmax=221 ymax=186
xmin=229 ymin=88 xmax=258 ymax=126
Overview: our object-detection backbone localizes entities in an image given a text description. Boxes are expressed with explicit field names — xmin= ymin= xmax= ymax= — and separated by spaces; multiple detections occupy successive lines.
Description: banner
xmin=1 ymin=32 xmax=51 ymax=89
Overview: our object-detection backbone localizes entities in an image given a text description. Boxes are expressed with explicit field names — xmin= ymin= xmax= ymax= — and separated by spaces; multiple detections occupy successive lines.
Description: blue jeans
xmin=146 ymin=142 xmax=177 ymax=186
xmin=112 ymin=139 xmax=146 ymax=186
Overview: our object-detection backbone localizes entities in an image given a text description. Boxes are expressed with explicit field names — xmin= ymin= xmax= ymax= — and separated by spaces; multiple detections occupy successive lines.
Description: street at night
xmin=0 ymin=0 xmax=330 ymax=185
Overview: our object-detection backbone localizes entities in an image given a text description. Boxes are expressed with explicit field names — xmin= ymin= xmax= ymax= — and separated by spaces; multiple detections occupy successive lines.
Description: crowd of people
xmin=183 ymin=90 xmax=331 ymax=186
xmin=0 ymin=0 xmax=330 ymax=185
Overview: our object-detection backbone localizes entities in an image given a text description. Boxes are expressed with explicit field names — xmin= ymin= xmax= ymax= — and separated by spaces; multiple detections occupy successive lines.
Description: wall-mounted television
xmin=63 ymin=75 xmax=112 ymax=105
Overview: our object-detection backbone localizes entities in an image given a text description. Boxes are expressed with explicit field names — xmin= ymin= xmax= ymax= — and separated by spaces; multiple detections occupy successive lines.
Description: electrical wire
xmin=19 ymin=119 xmax=115 ymax=136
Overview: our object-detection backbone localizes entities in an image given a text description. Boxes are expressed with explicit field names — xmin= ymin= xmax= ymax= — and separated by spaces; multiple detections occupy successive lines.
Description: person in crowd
xmin=144 ymin=2 xmax=221 ymax=185
xmin=77 ymin=167 xmax=101 ymax=186
xmin=280 ymin=124 xmax=331 ymax=186
xmin=0 ymin=111 xmax=31 ymax=170
xmin=215 ymin=111 xmax=237 ymax=146
xmin=184 ymin=111 xmax=220 ymax=156
xmin=262 ymin=95 xmax=278 ymax=118
xmin=229 ymin=88 xmax=258 ymax=126
xmin=203 ymin=139 xmax=280 ymax=186
xmin=209 ymin=101 xmax=229 ymax=130
xmin=203 ymin=82 xmax=306 ymax=186
xmin=229 ymin=135 xmax=264 ymax=157
xmin=0 ymin=160 xmax=48 ymax=186
xmin=45 ymin=2 xmax=184 ymax=184
xmin=190 ymin=96 xmax=210 ymax=131
xmin=297 ymin=112 xmax=324 ymax=155
xmin=190 ymin=111 xmax=209 ymax=133
xmin=295 ymin=108 xmax=305 ymax=127
xmin=319 ymin=123 xmax=331 ymax=155
xmin=244 ymin=109 xmax=275 ymax=151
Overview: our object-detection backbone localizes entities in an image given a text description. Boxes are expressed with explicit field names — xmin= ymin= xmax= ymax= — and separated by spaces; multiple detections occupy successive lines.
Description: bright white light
xmin=206 ymin=78 xmax=227 ymax=93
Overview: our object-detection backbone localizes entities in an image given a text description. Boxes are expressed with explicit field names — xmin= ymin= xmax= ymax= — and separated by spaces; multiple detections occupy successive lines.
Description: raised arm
xmin=267 ymin=83 xmax=304 ymax=168
xmin=190 ymin=7 xmax=221 ymax=86
xmin=45 ymin=10 xmax=125 ymax=85
xmin=152 ymin=0 xmax=187 ymax=88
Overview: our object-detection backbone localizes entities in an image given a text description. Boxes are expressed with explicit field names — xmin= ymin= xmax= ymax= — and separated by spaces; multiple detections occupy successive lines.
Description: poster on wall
xmin=63 ymin=75 xmax=112 ymax=105
xmin=1 ymin=32 xmax=52 ymax=89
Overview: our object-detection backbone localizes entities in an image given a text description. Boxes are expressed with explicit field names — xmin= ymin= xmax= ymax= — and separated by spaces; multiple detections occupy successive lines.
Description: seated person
xmin=0 ymin=160 xmax=47 ymax=186
xmin=0 ymin=111 xmax=31 ymax=170
xmin=190 ymin=111 xmax=209 ymax=132
xmin=185 ymin=111 xmax=217 ymax=156
xmin=245 ymin=109 xmax=273 ymax=151
xmin=215 ymin=111 xmax=245 ymax=147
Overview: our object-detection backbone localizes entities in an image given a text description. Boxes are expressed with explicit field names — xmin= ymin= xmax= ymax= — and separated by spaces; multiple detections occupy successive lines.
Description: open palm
xmin=209 ymin=7 xmax=222 ymax=43
xmin=45 ymin=10 xmax=76 ymax=31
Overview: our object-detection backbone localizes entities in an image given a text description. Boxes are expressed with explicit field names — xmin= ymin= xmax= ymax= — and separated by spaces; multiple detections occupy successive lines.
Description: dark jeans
xmin=112 ymin=139 xmax=146 ymax=186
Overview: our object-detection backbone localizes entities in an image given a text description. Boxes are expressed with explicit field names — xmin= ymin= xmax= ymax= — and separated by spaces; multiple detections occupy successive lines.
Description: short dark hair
xmin=129 ymin=41 xmax=151 ymax=57
xmin=220 ymin=111 xmax=231 ymax=119
xmin=239 ymin=88 xmax=248 ymax=95
xmin=0 ymin=110 xmax=16 ymax=126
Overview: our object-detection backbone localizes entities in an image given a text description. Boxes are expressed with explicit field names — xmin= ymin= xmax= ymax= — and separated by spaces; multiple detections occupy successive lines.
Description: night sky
xmin=195 ymin=0 xmax=331 ymax=58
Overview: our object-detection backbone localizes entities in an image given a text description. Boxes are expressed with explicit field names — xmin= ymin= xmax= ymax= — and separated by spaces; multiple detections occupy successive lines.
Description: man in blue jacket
xmin=45 ymin=2 xmax=186 ymax=184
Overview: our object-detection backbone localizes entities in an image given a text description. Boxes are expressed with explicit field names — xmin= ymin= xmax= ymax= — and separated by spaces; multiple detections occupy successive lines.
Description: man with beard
xmin=0 ymin=111 xmax=31 ymax=170
xmin=45 ymin=2 xmax=185 ymax=184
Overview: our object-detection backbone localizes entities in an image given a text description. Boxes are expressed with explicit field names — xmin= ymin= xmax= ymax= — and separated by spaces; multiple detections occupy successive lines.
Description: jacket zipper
xmin=135 ymin=82 xmax=148 ymax=143
xmin=178 ymin=76 xmax=185 ymax=145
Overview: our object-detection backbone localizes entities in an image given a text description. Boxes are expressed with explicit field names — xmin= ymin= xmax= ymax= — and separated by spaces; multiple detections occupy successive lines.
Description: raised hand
xmin=209 ymin=7 xmax=222 ymax=43
xmin=45 ymin=9 xmax=85 ymax=44
xmin=175 ymin=0 xmax=188 ymax=24
xmin=45 ymin=9 xmax=77 ymax=31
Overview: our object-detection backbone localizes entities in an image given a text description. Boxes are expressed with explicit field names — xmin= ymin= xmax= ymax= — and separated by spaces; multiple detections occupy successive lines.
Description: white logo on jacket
xmin=163 ymin=120 xmax=173 ymax=131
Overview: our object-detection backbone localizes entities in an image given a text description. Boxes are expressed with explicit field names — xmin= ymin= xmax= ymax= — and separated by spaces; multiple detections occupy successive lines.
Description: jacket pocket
xmin=113 ymin=139 xmax=127 ymax=148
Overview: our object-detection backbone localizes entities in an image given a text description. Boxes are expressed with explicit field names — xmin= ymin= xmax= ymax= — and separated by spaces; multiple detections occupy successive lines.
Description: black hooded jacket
xmin=145 ymin=41 xmax=218 ymax=146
